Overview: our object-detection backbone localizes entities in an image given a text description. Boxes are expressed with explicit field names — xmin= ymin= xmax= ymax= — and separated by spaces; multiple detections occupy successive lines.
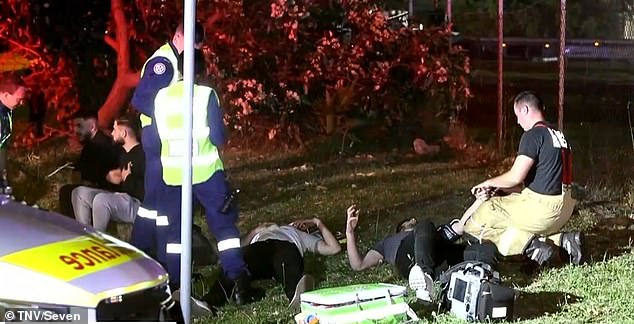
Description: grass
xmin=6 ymin=121 xmax=634 ymax=324
xmin=199 ymin=144 xmax=634 ymax=324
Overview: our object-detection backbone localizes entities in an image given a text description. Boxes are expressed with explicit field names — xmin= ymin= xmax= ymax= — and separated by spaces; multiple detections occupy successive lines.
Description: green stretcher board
xmin=294 ymin=283 xmax=419 ymax=324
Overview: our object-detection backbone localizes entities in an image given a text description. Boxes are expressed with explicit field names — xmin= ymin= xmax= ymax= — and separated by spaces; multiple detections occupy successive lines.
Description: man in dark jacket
xmin=58 ymin=110 xmax=120 ymax=218
xmin=0 ymin=74 xmax=27 ymax=173
xmin=71 ymin=113 xmax=144 ymax=232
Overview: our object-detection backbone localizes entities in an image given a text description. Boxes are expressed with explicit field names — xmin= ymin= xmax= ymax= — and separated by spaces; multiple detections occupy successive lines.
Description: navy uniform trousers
xmin=130 ymin=123 xmax=163 ymax=259
xmin=156 ymin=171 xmax=246 ymax=288
xmin=131 ymin=132 xmax=247 ymax=289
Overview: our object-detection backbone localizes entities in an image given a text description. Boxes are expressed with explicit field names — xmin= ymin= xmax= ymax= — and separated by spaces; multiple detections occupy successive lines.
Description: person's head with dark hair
xmin=177 ymin=49 xmax=207 ymax=82
xmin=112 ymin=113 xmax=141 ymax=146
xmin=71 ymin=109 xmax=98 ymax=120
xmin=513 ymin=90 xmax=546 ymax=131
xmin=172 ymin=21 xmax=205 ymax=53
xmin=71 ymin=109 xmax=99 ymax=143
xmin=395 ymin=217 xmax=418 ymax=233
xmin=513 ymin=91 xmax=544 ymax=112
xmin=0 ymin=74 xmax=27 ymax=110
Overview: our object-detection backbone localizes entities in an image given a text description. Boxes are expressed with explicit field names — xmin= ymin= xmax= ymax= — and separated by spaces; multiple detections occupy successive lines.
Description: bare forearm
xmin=482 ymin=156 xmax=533 ymax=189
xmin=346 ymin=232 xmax=364 ymax=271
xmin=482 ymin=171 xmax=523 ymax=189
xmin=455 ymin=199 xmax=486 ymax=234
xmin=318 ymin=223 xmax=341 ymax=255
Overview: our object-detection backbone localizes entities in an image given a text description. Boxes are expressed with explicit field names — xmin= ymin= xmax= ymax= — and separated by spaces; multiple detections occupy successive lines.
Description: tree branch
xmin=0 ymin=34 xmax=43 ymax=60
xmin=112 ymin=0 xmax=130 ymax=72
xmin=121 ymin=71 xmax=141 ymax=88
xmin=97 ymin=0 xmax=137 ymax=129
xmin=104 ymin=35 xmax=119 ymax=52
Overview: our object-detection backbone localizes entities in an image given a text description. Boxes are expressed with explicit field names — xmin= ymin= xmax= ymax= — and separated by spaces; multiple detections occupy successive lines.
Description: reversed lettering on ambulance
xmin=58 ymin=239 xmax=135 ymax=270
xmin=1 ymin=236 xmax=142 ymax=281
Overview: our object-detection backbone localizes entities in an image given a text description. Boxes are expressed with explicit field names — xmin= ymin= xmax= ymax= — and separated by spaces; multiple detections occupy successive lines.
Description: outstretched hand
xmin=346 ymin=205 xmax=360 ymax=234
xmin=471 ymin=184 xmax=497 ymax=201
xmin=290 ymin=218 xmax=322 ymax=232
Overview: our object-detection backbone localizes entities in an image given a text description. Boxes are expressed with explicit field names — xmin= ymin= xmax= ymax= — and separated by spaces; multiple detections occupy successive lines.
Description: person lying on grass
xmin=203 ymin=217 xmax=341 ymax=312
xmin=344 ymin=204 xmax=498 ymax=302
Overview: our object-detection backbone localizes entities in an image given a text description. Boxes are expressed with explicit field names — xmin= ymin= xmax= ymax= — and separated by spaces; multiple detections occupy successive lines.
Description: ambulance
xmin=0 ymin=194 xmax=177 ymax=321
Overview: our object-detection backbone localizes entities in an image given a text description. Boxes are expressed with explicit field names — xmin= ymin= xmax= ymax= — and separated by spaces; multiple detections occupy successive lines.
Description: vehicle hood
xmin=0 ymin=200 xmax=168 ymax=308
xmin=0 ymin=200 xmax=98 ymax=256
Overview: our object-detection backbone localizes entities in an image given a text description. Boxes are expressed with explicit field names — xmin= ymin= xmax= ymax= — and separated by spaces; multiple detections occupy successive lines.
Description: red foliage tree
xmin=0 ymin=0 xmax=79 ymax=147
xmin=2 ymin=0 xmax=471 ymax=149
xmin=202 ymin=0 xmax=471 ymax=146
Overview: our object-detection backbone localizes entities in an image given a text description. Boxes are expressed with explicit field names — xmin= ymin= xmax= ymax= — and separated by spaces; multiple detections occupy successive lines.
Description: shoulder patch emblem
xmin=153 ymin=63 xmax=167 ymax=75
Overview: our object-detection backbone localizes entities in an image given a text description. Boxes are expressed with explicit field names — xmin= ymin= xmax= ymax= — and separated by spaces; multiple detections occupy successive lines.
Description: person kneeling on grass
xmin=345 ymin=204 xmax=498 ymax=302
xmin=202 ymin=217 xmax=342 ymax=311
xmin=458 ymin=91 xmax=582 ymax=269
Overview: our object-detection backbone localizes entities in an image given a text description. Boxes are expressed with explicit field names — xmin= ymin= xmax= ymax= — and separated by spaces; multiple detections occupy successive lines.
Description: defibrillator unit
xmin=446 ymin=262 xmax=516 ymax=322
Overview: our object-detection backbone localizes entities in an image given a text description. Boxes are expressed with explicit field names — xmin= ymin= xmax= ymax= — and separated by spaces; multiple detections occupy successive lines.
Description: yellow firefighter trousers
xmin=463 ymin=187 xmax=576 ymax=256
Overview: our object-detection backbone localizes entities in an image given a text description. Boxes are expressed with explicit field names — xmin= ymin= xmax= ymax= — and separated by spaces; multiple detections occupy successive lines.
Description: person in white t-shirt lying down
xmin=202 ymin=218 xmax=341 ymax=311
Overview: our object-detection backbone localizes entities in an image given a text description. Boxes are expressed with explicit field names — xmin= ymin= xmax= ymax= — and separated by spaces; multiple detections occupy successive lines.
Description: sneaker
xmin=173 ymin=289 xmax=213 ymax=317
xmin=289 ymin=274 xmax=316 ymax=311
xmin=561 ymin=231 xmax=584 ymax=265
xmin=408 ymin=264 xmax=433 ymax=302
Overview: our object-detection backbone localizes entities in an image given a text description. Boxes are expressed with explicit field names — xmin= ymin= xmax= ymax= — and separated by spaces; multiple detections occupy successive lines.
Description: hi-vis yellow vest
xmin=139 ymin=43 xmax=180 ymax=128
xmin=153 ymin=82 xmax=224 ymax=185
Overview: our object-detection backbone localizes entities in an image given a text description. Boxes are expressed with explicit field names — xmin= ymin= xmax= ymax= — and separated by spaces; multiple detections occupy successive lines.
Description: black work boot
xmin=233 ymin=274 xmax=265 ymax=305
xmin=521 ymin=237 xmax=556 ymax=275
xmin=524 ymin=237 xmax=555 ymax=263
xmin=560 ymin=231 xmax=584 ymax=265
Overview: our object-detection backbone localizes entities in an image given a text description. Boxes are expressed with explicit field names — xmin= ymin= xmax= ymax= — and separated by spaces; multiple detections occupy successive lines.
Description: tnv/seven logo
xmin=4 ymin=309 xmax=81 ymax=322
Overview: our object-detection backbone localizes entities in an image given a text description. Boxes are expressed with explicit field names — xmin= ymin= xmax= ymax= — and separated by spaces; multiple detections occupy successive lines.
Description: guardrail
xmin=459 ymin=37 xmax=634 ymax=61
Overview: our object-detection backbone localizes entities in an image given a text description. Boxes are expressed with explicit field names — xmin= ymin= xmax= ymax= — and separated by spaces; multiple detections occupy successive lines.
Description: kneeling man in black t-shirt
xmin=459 ymin=91 xmax=581 ymax=268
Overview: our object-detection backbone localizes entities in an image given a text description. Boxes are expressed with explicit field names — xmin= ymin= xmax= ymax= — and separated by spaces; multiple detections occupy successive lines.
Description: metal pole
xmin=497 ymin=0 xmax=504 ymax=153
xmin=180 ymin=0 xmax=195 ymax=323
xmin=408 ymin=0 xmax=414 ymax=20
xmin=557 ymin=0 xmax=566 ymax=130
xmin=446 ymin=0 xmax=452 ymax=26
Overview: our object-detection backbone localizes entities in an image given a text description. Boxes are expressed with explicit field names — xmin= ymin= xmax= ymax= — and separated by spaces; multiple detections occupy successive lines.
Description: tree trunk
xmin=97 ymin=0 xmax=140 ymax=129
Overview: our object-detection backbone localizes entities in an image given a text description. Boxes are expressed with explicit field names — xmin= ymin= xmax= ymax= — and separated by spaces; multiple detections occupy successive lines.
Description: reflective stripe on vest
xmin=166 ymin=243 xmax=182 ymax=254
xmin=139 ymin=43 xmax=180 ymax=128
xmin=137 ymin=207 xmax=158 ymax=219
xmin=154 ymin=82 xmax=224 ymax=185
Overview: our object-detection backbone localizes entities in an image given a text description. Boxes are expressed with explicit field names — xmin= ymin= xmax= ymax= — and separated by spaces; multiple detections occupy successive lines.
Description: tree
xmin=202 ymin=0 xmax=471 ymax=146
xmin=97 ymin=0 xmax=140 ymax=129
xmin=0 ymin=0 xmax=79 ymax=146
xmin=2 ymin=0 xmax=472 ymax=148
